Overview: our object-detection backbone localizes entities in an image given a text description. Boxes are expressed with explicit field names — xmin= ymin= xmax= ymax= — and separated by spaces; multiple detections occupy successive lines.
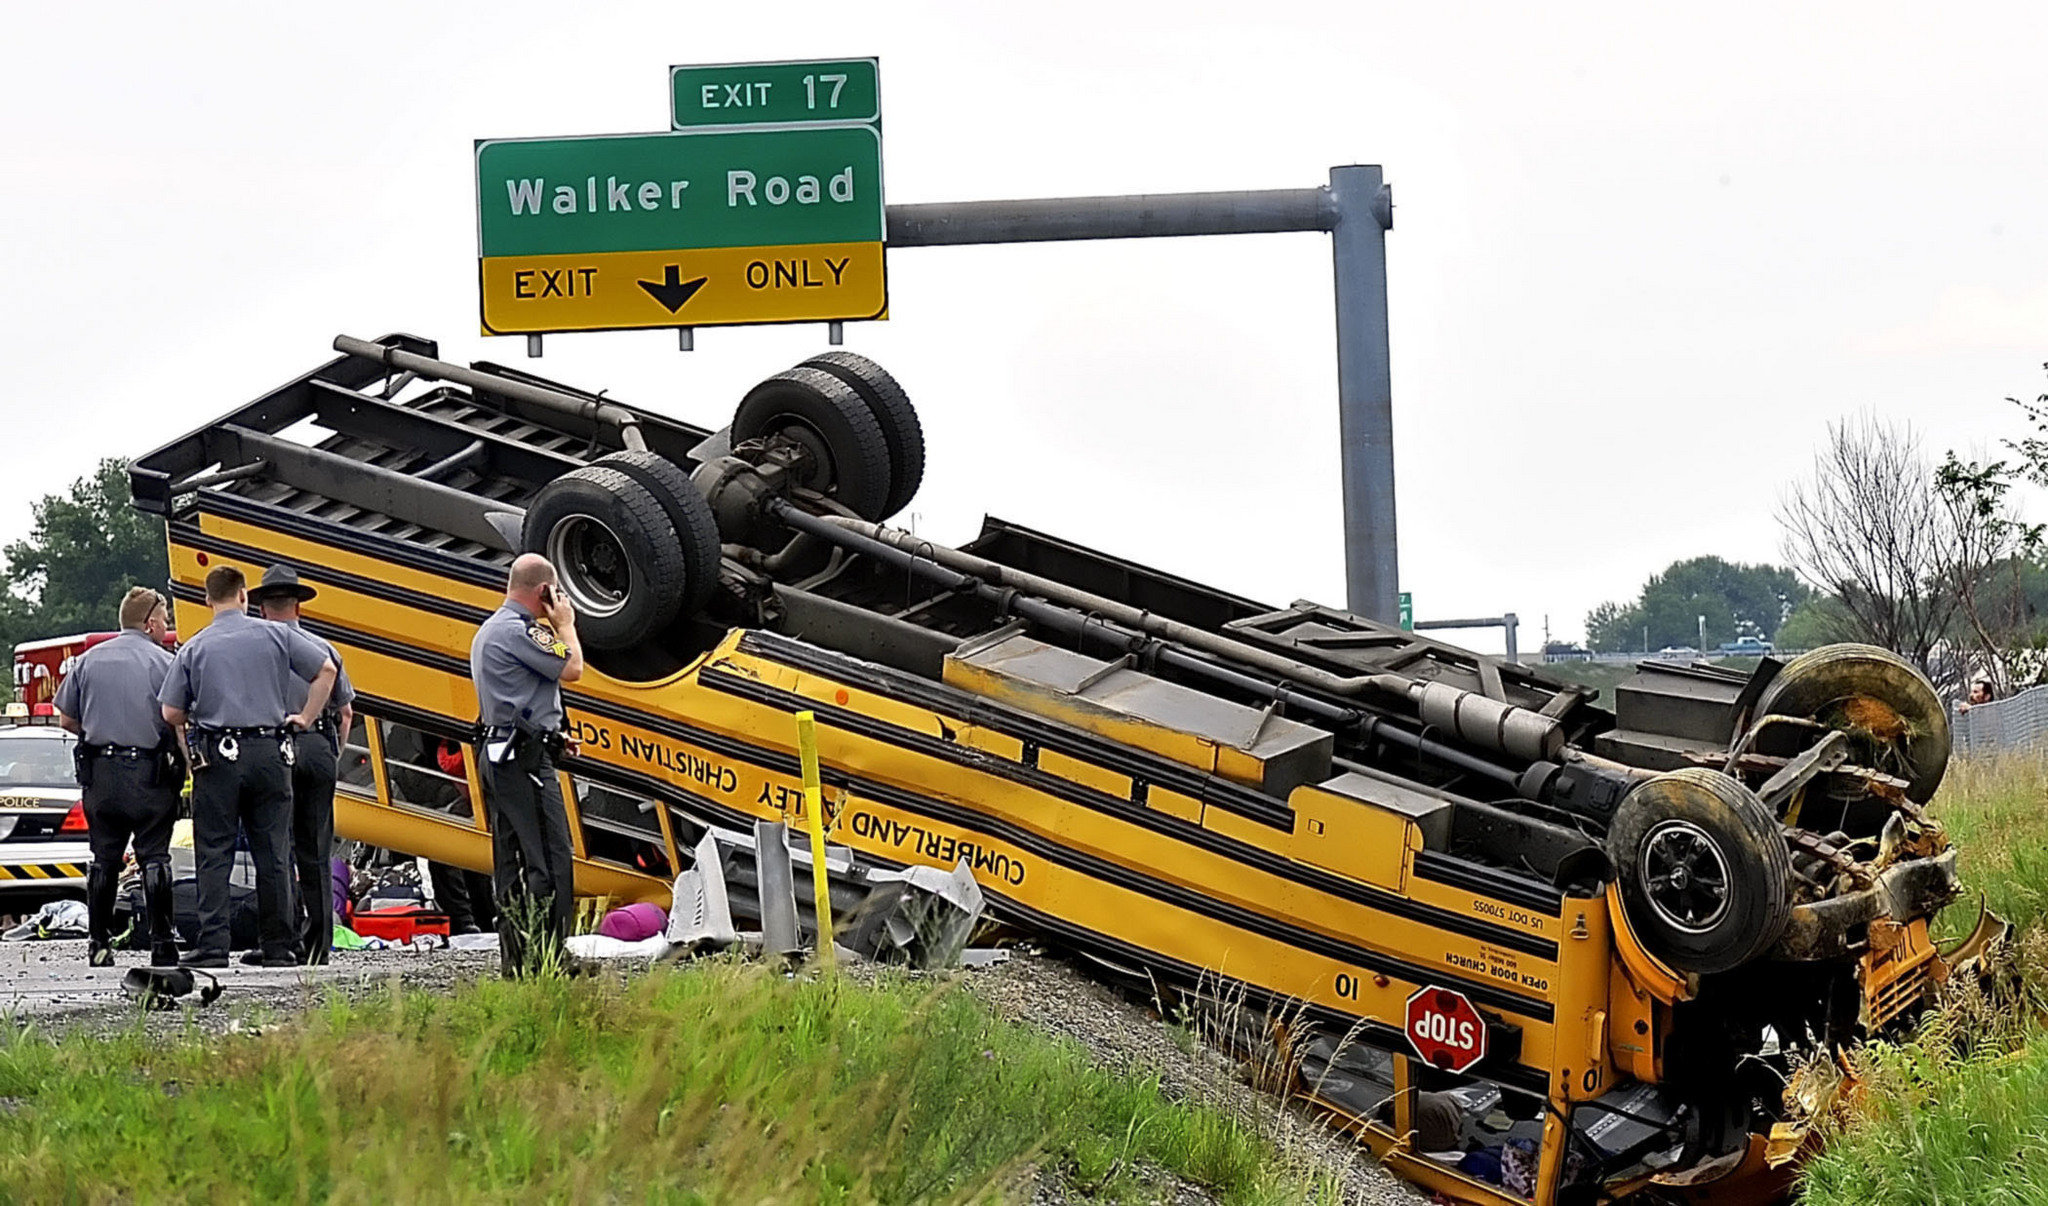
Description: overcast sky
xmin=5 ymin=2 xmax=2045 ymax=650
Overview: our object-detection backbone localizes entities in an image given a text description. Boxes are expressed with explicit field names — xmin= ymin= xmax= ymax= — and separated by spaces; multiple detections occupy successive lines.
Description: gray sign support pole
xmin=886 ymin=165 xmax=1398 ymax=623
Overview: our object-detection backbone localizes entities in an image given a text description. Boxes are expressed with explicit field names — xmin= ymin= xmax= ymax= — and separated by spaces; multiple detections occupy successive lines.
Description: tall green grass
xmin=1800 ymin=756 xmax=2048 ymax=1205
xmin=0 ymin=962 xmax=1330 ymax=1205
xmin=1929 ymin=755 xmax=2048 ymax=938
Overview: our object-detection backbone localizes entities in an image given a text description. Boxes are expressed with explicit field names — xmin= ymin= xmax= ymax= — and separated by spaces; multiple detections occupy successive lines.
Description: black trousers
xmin=82 ymin=754 xmax=178 ymax=870
xmin=288 ymin=731 xmax=338 ymax=960
xmin=427 ymin=861 xmax=497 ymax=933
xmin=481 ymin=748 xmax=574 ymax=974
xmin=190 ymin=736 xmax=295 ymax=960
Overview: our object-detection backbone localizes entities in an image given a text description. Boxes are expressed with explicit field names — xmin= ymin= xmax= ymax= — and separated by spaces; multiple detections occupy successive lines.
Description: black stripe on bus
xmin=696 ymin=666 xmax=1562 ymax=960
xmin=170 ymin=523 xmax=493 ymax=627
xmin=182 ymin=493 xmax=1570 ymax=923
xmin=176 ymin=587 xmax=1560 ymax=1018
xmin=195 ymin=493 xmax=506 ymax=590
xmin=740 ymin=629 xmax=1297 ymax=831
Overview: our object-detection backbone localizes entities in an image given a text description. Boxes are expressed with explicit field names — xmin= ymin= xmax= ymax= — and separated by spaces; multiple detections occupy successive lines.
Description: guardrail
xmin=1542 ymin=649 xmax=1812 ymax=666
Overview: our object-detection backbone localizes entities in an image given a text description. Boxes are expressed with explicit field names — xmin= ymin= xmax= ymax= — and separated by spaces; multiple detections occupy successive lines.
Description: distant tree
xmin=1584 ymin=557 xmax=1810 ymax=653
xmin=1584 ymin=599 xmax=1643 ymax=653
xmin=0 ymin=459 xmax=168 ymax=658
xmin=1778 ymin=417 xmax=1959 ymax=678
xmin=1933 ymin=452 xmax=2045 ymax=691
xmin=1776 ymin=596 xmax=1859 ymax=651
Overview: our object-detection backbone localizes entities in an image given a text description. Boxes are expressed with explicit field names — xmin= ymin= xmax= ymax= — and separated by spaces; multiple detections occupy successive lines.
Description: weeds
xmin=0 ymin=960 xmax=1318 ymax=1205
xmin=1800 ymin=755 xmax=2048 ymax=1205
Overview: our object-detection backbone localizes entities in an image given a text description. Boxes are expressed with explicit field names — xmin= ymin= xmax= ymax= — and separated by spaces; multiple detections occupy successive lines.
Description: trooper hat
xmin=248 ymin=563 xmax=318 ymax=604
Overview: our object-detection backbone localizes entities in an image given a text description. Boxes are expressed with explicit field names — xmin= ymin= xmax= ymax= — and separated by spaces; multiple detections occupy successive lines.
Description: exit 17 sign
xmin=475 ymin=58 xmax=885 ymax=336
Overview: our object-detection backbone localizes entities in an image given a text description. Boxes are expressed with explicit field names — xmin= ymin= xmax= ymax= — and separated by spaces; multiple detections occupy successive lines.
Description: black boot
xmin=86 ymin=863 xmax=119 ymax=967
xmin=142 ymin=861 xmax=180 ymax=967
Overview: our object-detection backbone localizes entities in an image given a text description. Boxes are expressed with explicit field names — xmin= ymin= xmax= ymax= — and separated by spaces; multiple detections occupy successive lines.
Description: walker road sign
xmin=476 ymin=89 xmax=886 ymax=335
xmin=671 ymin=58 xmax=880 ymax=129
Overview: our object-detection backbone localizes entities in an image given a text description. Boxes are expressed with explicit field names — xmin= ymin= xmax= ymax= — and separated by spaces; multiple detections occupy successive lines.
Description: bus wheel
xmin=801 ymin=351 xmax=924 ymax=520
xmin=522 ymin=466 xmax=687 ymax=650
xmin=1752 ymin=644 xmax=1950 ymax=803
xmin=592 ymin=450 xmax=722 ymax=618
xmin=1608 ymin=769 xmax=1792 ymax=974
xmin=733 ymin=366 xmax=893 ymax=520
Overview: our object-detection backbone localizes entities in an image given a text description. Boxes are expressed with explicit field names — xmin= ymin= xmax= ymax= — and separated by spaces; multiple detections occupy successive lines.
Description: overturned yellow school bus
xmin=132 ymin=334 xmax=1973 ymax=1205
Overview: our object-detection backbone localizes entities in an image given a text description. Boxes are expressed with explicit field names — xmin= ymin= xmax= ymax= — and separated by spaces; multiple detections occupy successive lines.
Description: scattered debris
xmin=2 ymin=900 xmax=88 ymax=942
xmin=119 ymin=966 xmax=222 ymax=1011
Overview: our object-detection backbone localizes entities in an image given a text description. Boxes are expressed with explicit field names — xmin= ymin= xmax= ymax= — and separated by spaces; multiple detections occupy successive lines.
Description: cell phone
xmin=539 ymin=584 xmax=557 ymax=611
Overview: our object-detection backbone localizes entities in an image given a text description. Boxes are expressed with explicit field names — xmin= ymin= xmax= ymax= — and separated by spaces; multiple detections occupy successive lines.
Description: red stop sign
xmin=1405 ymin=986 xmax=1488 ymax=1073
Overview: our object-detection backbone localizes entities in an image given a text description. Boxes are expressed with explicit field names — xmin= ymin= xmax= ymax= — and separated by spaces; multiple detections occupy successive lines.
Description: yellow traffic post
xmin=794 ymin=711 xmax=836 ymax=966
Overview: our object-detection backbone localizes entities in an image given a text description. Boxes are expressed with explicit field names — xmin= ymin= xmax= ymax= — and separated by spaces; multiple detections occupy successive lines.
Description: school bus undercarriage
xmin=130 ymin=334 xmax=1984 ymax=1205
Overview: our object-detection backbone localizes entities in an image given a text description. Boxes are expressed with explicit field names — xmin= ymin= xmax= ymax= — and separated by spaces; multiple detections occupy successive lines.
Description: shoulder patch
xmin=527 ymin=622 xmax=568 ymax=657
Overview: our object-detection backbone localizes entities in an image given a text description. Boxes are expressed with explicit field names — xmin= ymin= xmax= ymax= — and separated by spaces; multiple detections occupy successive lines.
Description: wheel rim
xmin=1639 ymin=819 xmax=1732 ymax=934
xmin=545 ymin=514 xmax=632 ymax=620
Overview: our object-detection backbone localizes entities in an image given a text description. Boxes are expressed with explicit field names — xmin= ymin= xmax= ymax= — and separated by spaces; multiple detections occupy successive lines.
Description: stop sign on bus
xmin=1405 ymin=986 xmax=1487 ymax=1072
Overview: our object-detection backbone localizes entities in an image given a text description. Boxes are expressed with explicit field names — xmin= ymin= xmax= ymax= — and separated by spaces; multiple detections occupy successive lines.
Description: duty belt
xmin=83 ymin=743 xmax=157 ymax=759
xmin=203 ymin=726 xmax=290 ymax=740
xmin=476 ymin=724 xmax=564 ymax=762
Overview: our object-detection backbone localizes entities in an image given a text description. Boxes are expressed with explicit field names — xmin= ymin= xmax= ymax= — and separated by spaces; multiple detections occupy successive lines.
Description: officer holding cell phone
xmin=159 ymin=564 xmax=338 ymax=968
xmin=469 ymin=553 xmax=584 ymax=977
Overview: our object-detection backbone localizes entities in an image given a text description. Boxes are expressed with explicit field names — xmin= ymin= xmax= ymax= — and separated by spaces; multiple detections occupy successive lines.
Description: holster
xmin=480 ymin=723 xmax=554 ymax=770
xmin=152 ymin=742 xmax=186 ymax=791
xmin=73 ymin=743 xmax=96 ymax=789
xmin=184 ymin=729 xmax=214 ymax=772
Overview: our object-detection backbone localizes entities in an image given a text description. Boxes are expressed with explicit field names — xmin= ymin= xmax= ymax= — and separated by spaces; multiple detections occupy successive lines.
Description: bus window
xmin=565 ymin=773 xmax=673 ymax=877
xmin=338 ymin=715 xmax=375 ymax=796
xmin=378 ymin=721 xmax=474 ymax=819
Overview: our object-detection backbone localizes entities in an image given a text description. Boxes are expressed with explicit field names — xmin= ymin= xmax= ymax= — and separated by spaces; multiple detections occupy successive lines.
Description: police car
xmin=0 ymin=704 xmax=88 ymax=895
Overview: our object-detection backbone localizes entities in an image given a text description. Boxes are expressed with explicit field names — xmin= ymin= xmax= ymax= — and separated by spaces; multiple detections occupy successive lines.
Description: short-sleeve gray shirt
xmin=54 ymin=628 xmax=175 ymax=748
xmin=158 ymin=609 xmax=331 ymax=729
xmin=279 ymin=618 xmax=355 ymax=724
xmin=470 ymin=602 xmax=568 ymax=731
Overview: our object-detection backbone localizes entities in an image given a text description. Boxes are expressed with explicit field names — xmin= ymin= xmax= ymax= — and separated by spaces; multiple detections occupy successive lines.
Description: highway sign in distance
xmin=474 ymin=126 xmax=886 ymax=334
xmin=671 ymin=58 xmax=880 ymax=129
xmin=1404 ymin=985 xmax=1488 ymax=1073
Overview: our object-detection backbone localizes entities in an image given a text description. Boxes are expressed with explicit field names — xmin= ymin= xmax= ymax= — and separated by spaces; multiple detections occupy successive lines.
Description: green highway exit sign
xmin=671 ymin=58 xmax=880 ymax=129
xmin=476 ymin=127 xmax=884 ymax=257
xmin=477 ymin=57 xmax=887 ymax=336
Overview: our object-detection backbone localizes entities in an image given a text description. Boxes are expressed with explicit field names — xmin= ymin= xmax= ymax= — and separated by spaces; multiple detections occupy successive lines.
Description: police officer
xmin=470 ymin=553 xmax=584 ymax=976
xmin=52 ymin=586 xmax=183 ymax=968
xmin=159 ymin=564 xmax=338 ymax=968
xmin=249 ymin=564 xmax=355 ymax=965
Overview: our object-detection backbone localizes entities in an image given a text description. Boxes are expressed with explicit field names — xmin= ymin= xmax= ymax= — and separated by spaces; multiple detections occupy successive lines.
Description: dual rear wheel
xmin=519 ymin=352 xmax=922 ymax=651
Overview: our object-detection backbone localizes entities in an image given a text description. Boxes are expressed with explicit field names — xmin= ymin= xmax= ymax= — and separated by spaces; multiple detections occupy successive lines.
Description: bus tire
xmin=1752 ymin=644 xmax=1950 ymax=803
xmin=733 ymin=367 xmax=893 ymax=520
xmin=1608 ymin=768 xmax=1792 ymax=975
xmin=593 ymin=450 xmax=723 ymax=618
xmin=801 ymin=351 xmax=924 ymax=520
xmin=522 ymin=466 xmax=687 ymax=650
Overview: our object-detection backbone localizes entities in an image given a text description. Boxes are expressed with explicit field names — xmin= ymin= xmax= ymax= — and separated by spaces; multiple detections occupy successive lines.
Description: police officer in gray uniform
xmin=53 ymin=586 xmax=183 ymax=967
xmin=159 ymin=564 xmax=338 ymax=968
xmin=470 ymin=552 xmax=584 ymax=976
xmin=249 ymin=563 xmax=355 ymax=964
